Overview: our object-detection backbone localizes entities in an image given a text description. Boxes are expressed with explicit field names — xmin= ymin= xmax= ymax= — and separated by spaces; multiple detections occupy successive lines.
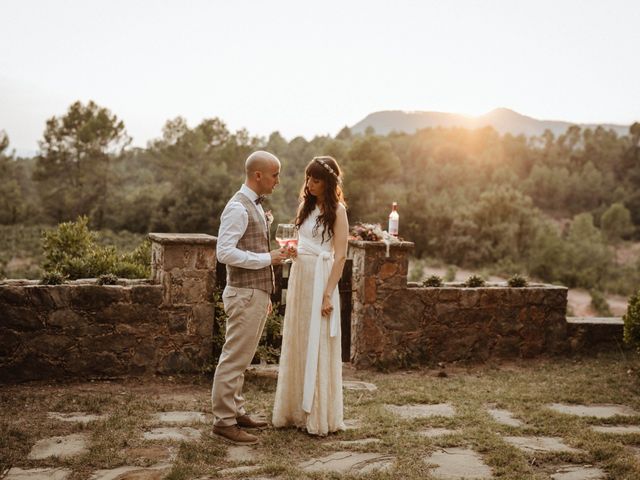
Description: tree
xmin=33 ymin=101 xmax=130 ymax=226
xmin=601 ymin=202 xmax=634 ymax=241
xmin=0 ymin=131 xmax=25 ymax=224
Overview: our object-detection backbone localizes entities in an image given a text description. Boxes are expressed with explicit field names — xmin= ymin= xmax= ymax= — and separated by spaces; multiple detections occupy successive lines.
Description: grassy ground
xmin=2 ymin=352 xmax=640 ymax=479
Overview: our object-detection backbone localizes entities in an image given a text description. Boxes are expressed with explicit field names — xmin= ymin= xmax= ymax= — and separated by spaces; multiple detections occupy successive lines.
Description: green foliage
xmin=623 ymin=289 xmax=640 ymax=351
xmin=465 ymin=275 xmax=486 ymax=287
xmin=423 ymin=275 xmax=444 ymax=287
xmin=601 ymin=202 xmax=634 ymax=241
xmin=40 ymin=271 xmax=67 ymax=285
xmin=408 ymin=258 xmax=425 ymax=282
xmin=42 ymin=216 xmax=150 ymax=279
xmin=507 ymin=273 xmax=528 ymax=287
xmin=590 ymin=290 xmax=613 ymax=316
xmin=444 ymin=266 xmax=457 ymax=282
xmin=97 ymin=273 xmax=118 ymax=285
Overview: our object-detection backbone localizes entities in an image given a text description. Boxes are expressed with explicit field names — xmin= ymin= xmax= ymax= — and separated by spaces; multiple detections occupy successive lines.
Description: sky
xmin=1 ymin=0 xmax=639 ymax=154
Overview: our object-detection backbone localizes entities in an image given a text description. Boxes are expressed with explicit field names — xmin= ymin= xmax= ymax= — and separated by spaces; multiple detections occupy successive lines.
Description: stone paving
xmin=424 ymin=448 xmax=493 ymax=479
xmin=9 ymin=380 xmax=640 ymax=479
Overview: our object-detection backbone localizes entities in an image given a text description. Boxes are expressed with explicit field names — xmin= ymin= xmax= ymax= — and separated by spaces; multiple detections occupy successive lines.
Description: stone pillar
xmin=149 ymin=233 xmax=217 ymax=372
xmin=347 ymin=240 xmax=415 ymax=368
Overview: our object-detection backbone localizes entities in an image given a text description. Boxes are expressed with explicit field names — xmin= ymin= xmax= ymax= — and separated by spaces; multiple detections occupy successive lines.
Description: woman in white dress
xmin=272 ymin=156 xmax=349 ymax=436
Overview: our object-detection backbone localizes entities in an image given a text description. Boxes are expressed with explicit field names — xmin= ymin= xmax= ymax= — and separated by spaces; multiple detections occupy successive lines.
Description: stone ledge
xmin=567 ymin=317 xmax=624 ymax=325
xmin=149 ymin=233 xmax=217 ymax=245
xmin=348 ymin=239 xmax=415 ymax=250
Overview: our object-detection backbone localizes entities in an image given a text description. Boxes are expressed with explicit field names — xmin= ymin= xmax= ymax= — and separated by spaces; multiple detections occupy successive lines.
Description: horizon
xmin=1 ymin=0 xmax=639 ymax=153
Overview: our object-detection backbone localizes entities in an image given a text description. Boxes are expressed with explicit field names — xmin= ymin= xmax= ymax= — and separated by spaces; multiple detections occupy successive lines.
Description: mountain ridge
xmin=350 ymin=108 xmax=631 ymax=137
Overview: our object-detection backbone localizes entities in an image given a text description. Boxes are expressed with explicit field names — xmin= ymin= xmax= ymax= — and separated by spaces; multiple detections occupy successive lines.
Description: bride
xmin=272 ymin=156 xmax=348 ymax=436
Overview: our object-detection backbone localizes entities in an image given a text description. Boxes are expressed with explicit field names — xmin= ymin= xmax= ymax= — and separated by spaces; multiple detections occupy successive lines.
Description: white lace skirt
xmin=272 ymin=254 xmax=345 ymax=435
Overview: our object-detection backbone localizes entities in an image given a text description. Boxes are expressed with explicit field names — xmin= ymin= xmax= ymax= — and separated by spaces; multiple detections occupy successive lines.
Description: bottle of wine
xmin=388 ymin=202 xmax=399 ymax=237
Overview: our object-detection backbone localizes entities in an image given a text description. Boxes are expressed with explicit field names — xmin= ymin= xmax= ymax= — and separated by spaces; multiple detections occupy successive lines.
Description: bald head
xmin=245 ymin=150 xmax=280 ymax=176
xmin=245 ymin=150 xmax=281 ymax=195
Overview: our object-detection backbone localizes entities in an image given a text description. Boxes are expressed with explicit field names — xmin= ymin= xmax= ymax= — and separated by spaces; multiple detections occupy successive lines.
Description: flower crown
xmin=314 ymin=157 xmax=342 ymax=184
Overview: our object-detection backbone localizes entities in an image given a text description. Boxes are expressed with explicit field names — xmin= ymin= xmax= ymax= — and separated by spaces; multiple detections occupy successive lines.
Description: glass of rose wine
xmin=275 ymin=223 xmax=297 ymax=263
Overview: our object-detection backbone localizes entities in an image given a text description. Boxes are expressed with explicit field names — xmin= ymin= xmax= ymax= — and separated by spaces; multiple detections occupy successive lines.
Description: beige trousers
xmin=211 ymin=285 xmax=270 ymax=427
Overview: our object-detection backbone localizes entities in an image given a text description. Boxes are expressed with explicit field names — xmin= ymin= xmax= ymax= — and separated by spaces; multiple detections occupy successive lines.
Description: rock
xmin=142 ymin=427 xmax=201 ymax=442
xmin=343 ymin=380 xmax=378 ymax=392
xmin=424 ymin=448 xmax=493 ymax=479
xmin=299 ymin=451 xmax=395 ymax=474
xmin=27 ymin=433 xmax=90 ymax=459
xmin=418 ymin=428 xmax=458 ymax=438
xmin=551 ymin=465 xmax=606 ymax=480
xmin=4 ymin=468 xmax=72 ymax=480
xmin=226 ymin=445 xmax=258 ymax=463
xmin=591 ymin=425 xmax=640 ymax=434
xmin=151 ymin=411 xmax=207 ymax=425
xmin=344 ymin=419 xmax=362 ymax=430
xmin=385 ymin=403 xmax=455 ymax=419
xmin=547 ymin=403 xmax=638 ymax=418
xmin=47 ymin=412 xmax=107 ymax=424
xmin=328 ymin=438 xmax=382 ymax=446
xmin=503 ymin=436 xmax=583 ymax=454
xmin=89 ymin=464 xmax=172 ymax=480
xmin=486 ymin=408 xmax=523 ymax=427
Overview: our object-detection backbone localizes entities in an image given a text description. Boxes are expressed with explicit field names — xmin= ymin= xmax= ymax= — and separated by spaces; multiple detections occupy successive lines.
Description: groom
xmin=212 ymin=150 xmax=286 ymax=445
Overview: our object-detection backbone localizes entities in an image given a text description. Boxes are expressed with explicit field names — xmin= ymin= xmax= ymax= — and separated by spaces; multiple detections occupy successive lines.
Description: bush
xmin=465 ymin=275 xmax=486 ymax=287
xmin=590 ymin=290 xmax=613 ymax=316
xmin=508 ymin=273 xmax=528 ymax=288
xmin=97 ymin=273 xmax=118 ymax=285
xmin=423 ymin=275 xmax=444 ymax=287
xmin=40 ymin=271 xmax=67 ymax=285
xmin=42 ymin=216 xmax=150 ymax=279
xmin=623 ymin=289 xmax=640 ymax=351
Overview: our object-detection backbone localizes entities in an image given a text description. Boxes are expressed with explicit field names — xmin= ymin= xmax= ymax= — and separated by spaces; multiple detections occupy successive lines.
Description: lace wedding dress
xmin=272 ymin=207 xmax=345 ymax=435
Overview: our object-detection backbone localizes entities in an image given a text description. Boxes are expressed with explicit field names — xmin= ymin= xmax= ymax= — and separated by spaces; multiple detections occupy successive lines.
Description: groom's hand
xmin=269 ymin=247 xmax=287 ymax=265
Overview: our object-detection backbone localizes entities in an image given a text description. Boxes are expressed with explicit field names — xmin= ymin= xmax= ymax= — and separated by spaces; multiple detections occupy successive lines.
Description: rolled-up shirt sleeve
xmin=216 ymin=202 xmax=271 ymax=269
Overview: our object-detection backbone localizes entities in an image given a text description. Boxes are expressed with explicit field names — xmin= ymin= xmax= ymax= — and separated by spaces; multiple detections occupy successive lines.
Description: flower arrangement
xmin=350 ymin=222 xmax=385 ymax=241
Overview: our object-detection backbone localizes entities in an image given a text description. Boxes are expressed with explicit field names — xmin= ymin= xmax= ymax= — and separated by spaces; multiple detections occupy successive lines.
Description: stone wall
xmin=0 ymin=234 xmax=216 ymax=383
xmin=348 ymin=241 xmax=569 ymax=368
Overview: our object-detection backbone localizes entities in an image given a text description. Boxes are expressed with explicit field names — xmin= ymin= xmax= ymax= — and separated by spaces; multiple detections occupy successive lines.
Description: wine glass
xmin=275 ymin=224 xmax=297 ymax=263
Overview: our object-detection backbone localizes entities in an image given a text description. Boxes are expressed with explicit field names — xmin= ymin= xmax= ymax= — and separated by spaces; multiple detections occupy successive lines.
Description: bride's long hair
xmin=295 ymin=156 xmax=346 ymax=243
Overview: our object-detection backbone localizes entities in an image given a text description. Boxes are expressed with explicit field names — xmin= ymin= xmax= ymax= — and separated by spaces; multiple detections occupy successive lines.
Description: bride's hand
xmin=321 ymin=294 xmax=333 ymax=317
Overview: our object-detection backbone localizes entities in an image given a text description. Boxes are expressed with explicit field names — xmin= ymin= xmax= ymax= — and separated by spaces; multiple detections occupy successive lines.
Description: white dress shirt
xmin=216 ymin=184 xmax=272 ymax=269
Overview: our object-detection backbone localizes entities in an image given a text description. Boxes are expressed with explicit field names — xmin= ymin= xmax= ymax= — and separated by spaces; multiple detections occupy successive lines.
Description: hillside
xmin=351 ymin=108 xmax=630 ymax=137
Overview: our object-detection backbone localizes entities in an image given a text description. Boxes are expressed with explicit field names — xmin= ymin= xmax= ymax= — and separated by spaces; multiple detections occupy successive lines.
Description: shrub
xmin=465 ymin=275 xmax=486 ymax=287
xmin=97 ymin=273 xmax=118 ymax=285
xmin=40 ymin=271 xmax=67 ymax=285
xmin=623 ymin=289 xmax=640 ymax=352
xmin=423 ymin=275 xmax=444 ymax=287
xmin=444 ymin=265 xmax=457 ymax=282
xmin=590 ymin=290 xmax=613 ymax=316
xmin=507 ymin=273 xmax=528 ymax=288
xmin=42 ymin=217 xmax=150 ymax=279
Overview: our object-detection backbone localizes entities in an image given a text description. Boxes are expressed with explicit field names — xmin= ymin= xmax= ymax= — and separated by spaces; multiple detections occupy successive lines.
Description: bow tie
xmin=255 ymin=195 xmax=266 ymax=205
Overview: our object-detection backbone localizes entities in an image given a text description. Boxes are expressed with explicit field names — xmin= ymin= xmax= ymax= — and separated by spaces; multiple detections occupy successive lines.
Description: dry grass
xmin=2 ymin=352 xmax=640 ymax=479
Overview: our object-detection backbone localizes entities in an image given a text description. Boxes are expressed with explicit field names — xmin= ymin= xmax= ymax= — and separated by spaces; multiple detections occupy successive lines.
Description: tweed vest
xmin=224 ymin=191 xmax=274 ymax=294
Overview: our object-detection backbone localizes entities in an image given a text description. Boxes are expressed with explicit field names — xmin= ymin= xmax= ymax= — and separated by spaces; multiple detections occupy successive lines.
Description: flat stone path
xmin=344 ymin=419 xmax=362 ymax=430
xmin=328 ymin=438 xmax=382 ymax=446
xmin=547 ymin=403 xmax=638 ymax=418
xmin=226 ymin=445 xmax=258 ymax=463
xmin=591 ymin=425 xmax=640 ymax=434
xmin=89 ymin=464 xmax=172 ymax=480
xmin=151 ymin=411 xmax=207 ymax=424
xmin=418 ymin=428 xmax=459 ymax=438
xmin=551 ymin=465 xmax=606 ymax=480
xmin=5 ymin=468 xmax=72 ymax=480
xmin=299 ymin=451 xmax=395 ymax=474
xmin=424 ymin=448 xmax=493 ymax=479
xmin=47 ymin=412 xmax=107 ymax=424
xmin=27 ymin=433 xmax=90 ymax=460
xmin=343 ymin=380 xmax=378 ymax=392
xmin=486 ymin=408 xmax=523 ymax=427
xmin=385 ymin=403 xmax=455 ymax=419
xmin=503 ymin=436 xmax=583 ymax=454
xmin=142 ymin=427 xmax=202 ymax=442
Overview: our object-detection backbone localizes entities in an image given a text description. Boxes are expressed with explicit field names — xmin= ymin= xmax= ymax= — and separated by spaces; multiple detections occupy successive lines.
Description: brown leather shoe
xmin=212 ymin=424 xmax=259 ymax=445
xmin=236 ymin=414 xmax=269 ymax=430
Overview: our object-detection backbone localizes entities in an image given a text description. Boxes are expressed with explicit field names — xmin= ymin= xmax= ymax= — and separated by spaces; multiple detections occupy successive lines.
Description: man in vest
xmin=212 ymin=150 xmax=287 ymax=445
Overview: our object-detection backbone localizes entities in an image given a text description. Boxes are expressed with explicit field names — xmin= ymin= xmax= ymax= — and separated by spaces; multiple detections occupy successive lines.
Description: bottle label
xmin=389 ymin=218 xmax=399 ymax=235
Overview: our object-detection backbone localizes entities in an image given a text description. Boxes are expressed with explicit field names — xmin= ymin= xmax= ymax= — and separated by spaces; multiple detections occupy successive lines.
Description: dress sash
xmin=297 ymin=243 xmax=340 ymax=413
